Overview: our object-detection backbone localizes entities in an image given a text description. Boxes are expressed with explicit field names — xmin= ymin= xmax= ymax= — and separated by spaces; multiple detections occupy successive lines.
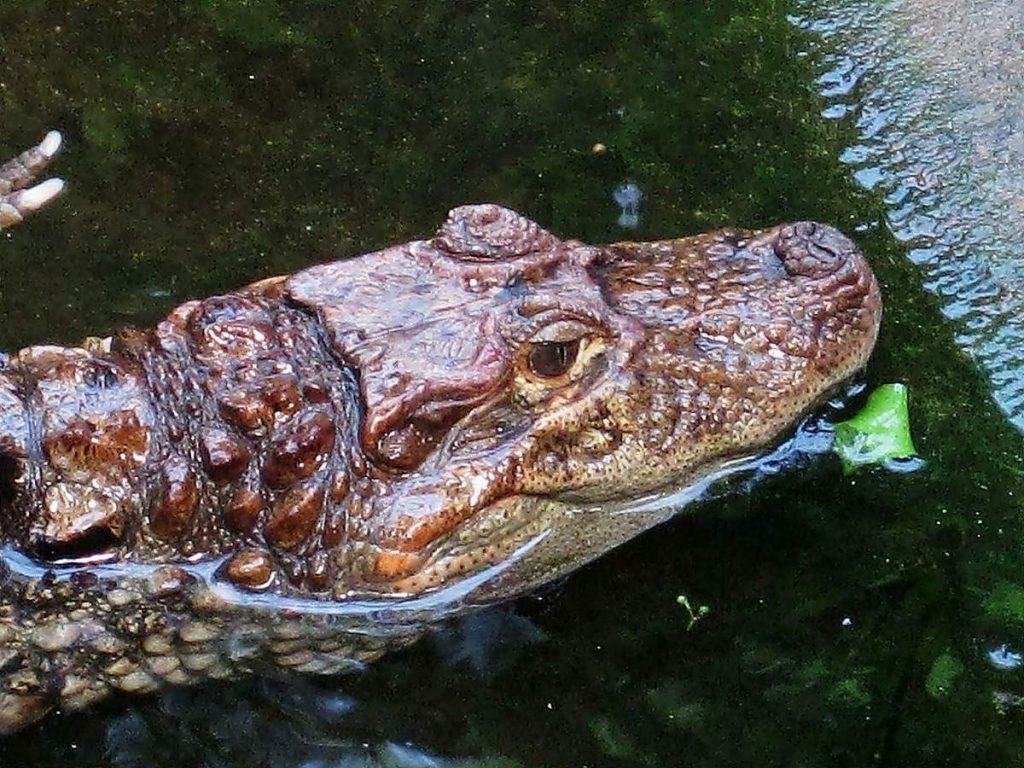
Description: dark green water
xmin=2 ymin=1 xmax=1023 ymax=766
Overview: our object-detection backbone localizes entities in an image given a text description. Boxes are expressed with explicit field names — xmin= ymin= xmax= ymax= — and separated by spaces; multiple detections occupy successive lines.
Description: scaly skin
xmin=0 ymin=133 xmax=881 ymax=733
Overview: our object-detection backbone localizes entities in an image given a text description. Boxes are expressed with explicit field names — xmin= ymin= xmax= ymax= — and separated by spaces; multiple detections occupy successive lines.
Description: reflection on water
xmin=101 ymin=680 xmax=508 ymax=768
xmin=796 ymin=0 xmax=1024 ymax=430
xmin=988 ymin=645 xmax=1023 ymax=672
xmin=612 ymin=182 xmax=643 ymax=229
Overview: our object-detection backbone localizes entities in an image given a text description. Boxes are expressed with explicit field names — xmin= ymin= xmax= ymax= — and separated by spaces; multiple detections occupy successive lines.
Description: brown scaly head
xmin=0 ymin=133 xmax=881 ymax=733
xmin=0 ymin=136 xmax=881 ymax=608
xmin=282 ymin=203 xmax=881 ymax=600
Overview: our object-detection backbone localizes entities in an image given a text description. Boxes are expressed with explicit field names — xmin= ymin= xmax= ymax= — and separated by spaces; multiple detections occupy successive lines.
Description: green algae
xmin=983 ymin=582 xmax=1024 ymax=627
xmin=925 ymin=652 xmax=964 ymax=699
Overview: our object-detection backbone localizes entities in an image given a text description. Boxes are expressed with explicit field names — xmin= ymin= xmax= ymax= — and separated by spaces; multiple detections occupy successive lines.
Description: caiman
xmin=0 ymin=132 xmax=881 ymax=734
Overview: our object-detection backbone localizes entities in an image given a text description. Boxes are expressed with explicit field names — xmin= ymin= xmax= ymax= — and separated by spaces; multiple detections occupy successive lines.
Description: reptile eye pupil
xmin=528 ymin=339 xmax=580 ymax=378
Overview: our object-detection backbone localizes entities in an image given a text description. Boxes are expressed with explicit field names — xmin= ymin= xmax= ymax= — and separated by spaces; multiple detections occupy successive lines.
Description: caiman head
xmin=1 ymin=137 xmax=881 ymax=607
xmin=0 ymin=135 xmax=882 ymax=735
xmin=284 ymin=204 xmax=881 ymax=603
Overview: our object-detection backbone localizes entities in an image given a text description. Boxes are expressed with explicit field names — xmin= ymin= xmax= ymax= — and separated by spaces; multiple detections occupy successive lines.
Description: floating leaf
xmin=833 ymin=383 xmax=918 ymax=472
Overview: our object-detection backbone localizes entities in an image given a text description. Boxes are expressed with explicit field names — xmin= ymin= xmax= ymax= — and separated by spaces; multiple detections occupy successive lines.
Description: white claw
xmin=39 ymin=130 xmax=63 ymax=159
xmin=15 ymin=178 xmax=65 ymax=212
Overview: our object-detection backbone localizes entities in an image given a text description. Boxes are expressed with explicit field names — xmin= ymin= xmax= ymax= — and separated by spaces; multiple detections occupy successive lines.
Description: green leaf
xmin=833 ymin=383 xmax=918 ymax=472
xmin=925 ymin=652 xmax=964 ymax=699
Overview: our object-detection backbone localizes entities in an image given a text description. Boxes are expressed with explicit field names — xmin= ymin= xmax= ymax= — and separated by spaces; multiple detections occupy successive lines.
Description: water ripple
xmin=796 ymin=0 xmax=1024 ymax=430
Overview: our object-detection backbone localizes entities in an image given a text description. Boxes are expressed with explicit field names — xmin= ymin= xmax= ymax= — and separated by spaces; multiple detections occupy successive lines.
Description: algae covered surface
xmin=2 ymin=0 xmax=1024 ymax=766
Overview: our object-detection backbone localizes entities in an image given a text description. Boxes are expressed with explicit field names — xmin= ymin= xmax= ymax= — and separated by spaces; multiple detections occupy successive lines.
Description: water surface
xmin=798 ymin=0 xmax=1024 ymax=429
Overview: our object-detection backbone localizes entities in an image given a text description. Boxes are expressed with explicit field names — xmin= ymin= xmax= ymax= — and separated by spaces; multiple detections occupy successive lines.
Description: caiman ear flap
xmin=286 ymin=241 xmax=514 ymax=472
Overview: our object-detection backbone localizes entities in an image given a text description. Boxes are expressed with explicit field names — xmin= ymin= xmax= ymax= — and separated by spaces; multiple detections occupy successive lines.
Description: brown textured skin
xmin=0 ymin=134 xmax=881 ymax=734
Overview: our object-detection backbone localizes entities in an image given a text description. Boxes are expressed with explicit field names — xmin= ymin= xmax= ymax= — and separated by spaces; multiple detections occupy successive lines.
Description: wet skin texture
xmin=0 ymin=134 xmax=881 ymax=733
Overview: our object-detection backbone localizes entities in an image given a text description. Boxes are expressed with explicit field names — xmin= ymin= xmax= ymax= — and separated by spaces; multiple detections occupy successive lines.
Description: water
xmin=795 ymin=0 xmax=1024 ymax=430
xmin=2 ymin=0 xmax=1024 ymax=766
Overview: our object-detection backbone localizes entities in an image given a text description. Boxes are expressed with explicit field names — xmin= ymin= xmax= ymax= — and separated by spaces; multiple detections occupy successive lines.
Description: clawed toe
xmin=0 ymin=131 xmax=64 ymax=231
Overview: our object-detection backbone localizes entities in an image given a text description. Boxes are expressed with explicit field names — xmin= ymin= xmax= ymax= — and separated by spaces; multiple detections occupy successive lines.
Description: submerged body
xmin=0 ymin=134 xmax=881 ymax=733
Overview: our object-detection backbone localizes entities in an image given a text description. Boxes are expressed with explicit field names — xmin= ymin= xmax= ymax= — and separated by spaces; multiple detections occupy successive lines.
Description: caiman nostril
xmin=772 ymin=221 xmax=856 ymax=279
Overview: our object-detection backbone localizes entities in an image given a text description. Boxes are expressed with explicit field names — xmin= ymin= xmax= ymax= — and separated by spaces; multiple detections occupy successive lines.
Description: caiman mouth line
xmin=0 ymin=131 xmax=881 ymax=734
xmin=0 ymin=412 xmax=819 ymax=620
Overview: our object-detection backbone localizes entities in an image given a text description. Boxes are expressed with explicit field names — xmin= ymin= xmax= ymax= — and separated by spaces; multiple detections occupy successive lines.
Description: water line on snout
xmin=594 ymin=415 xmax=834 ymax=519
xmin=0 ymin=533 xmax=551 ymax=629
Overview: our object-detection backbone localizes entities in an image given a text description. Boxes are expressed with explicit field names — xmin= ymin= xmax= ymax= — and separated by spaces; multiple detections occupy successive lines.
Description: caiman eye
xmin=527 ymin=339 xmax=581 ymax=378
